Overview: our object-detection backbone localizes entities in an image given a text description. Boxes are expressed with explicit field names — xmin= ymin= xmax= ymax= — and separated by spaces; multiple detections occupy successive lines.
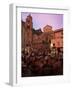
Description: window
xmin=61 ymin=32 xmax=63 ymax=35
xmin=61 ymin=32 xmax=63 ymax=38
xmin=57 ymin=41 xmax=60 ymax=46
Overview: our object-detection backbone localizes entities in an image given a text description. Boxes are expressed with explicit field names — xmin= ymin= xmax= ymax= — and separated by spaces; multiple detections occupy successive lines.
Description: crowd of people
xmin=21 ymin=47 xmax=63 ymax=77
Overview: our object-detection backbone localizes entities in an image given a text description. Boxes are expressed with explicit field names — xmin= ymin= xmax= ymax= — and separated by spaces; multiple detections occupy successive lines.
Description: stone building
xmin=43 ymin=25 xmax=54 ymax=49
xmin=51 ymin=28 xmax=63 ymax=49
xmin=21 ymin=14 xmax=33 ymax=52
xmin=21 ymin=14 xmax=63 ymax=53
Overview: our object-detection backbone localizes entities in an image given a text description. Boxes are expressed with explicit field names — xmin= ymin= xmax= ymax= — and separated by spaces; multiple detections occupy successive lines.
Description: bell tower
xmin=25 ymin=14 xmax=33 ymax=48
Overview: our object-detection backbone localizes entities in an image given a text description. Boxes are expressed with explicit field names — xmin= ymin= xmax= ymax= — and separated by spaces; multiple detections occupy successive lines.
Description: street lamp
xmin=50 ymin=43 xmax=53 ymax=48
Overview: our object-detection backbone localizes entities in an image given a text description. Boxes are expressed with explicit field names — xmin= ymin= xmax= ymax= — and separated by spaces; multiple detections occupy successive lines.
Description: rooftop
xmin=32 ymin=28 xmax=43 ymax=35
xmin=54 ymin=28 xmax=63 ymax=33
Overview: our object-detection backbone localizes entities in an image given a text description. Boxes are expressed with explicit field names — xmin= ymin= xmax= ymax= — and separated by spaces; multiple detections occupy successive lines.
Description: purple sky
xmin=21 ymin=12 xmax=63 ymax=31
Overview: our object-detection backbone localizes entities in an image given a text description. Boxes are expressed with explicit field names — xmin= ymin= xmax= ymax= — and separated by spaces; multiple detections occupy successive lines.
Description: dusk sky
xmin=21 ymin=12 xmax=63 ymax=31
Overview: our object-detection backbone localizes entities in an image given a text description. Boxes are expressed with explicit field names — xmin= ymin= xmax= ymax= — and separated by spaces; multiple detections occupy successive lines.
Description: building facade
xmin=21 ymin=14 xmax=63 ymax=53
xmin=51 ymin=28 xmax=63 ymax=49
xmin=21 ymin=14 xmax=33 ymax=52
